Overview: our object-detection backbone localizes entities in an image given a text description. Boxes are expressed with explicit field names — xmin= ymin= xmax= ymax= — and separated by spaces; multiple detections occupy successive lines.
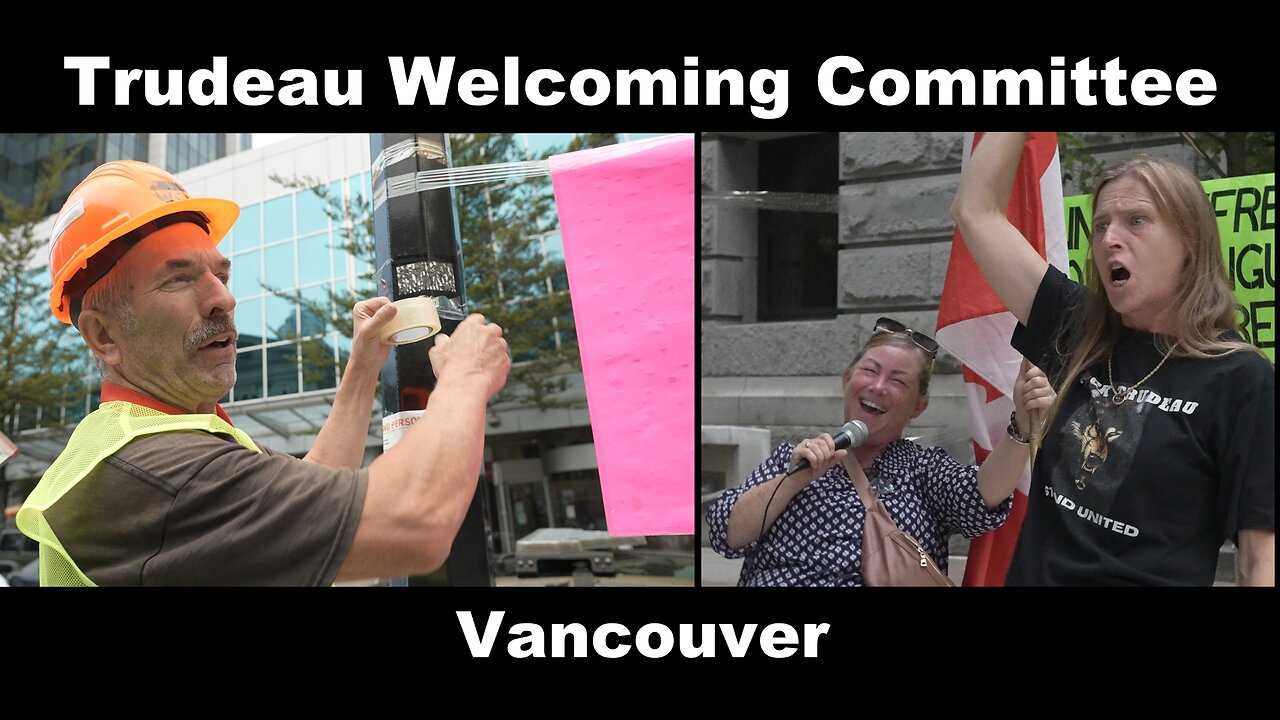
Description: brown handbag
xmin=861 ymin=498 xmax=955 ymax=587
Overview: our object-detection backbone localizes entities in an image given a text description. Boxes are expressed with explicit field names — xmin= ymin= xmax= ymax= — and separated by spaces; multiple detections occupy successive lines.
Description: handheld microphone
xmin=785 ymin=420 xmax=869 ymax=477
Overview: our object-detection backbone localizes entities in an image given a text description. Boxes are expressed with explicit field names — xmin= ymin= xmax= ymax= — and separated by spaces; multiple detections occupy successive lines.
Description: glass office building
xmin=0 ymin=133 xmax=247 ymax=216
xmin=219 ymin=170 xmax=371 ymax=403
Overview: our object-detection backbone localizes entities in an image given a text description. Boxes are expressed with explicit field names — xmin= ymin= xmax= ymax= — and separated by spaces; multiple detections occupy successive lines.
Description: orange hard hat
xmin=48 ymin=160 xmax=239 ymax=324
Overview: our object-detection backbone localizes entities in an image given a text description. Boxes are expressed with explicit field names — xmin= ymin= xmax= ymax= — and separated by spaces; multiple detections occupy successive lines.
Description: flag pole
xmin=1019 ymin=357 xmax=1042 ymax=466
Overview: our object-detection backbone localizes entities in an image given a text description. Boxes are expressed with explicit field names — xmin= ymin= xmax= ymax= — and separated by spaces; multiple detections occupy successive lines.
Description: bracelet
xmin=1007 ymin=410 xmax=1031 ymax=445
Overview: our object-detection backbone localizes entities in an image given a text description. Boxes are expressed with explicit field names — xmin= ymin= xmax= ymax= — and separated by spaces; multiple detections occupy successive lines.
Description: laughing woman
xmin=705 ymin=319 xmax=1053 ymax=587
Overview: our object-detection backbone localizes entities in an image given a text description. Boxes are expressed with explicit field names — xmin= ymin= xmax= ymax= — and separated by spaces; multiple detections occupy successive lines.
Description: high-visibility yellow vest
xmin=16 ymin=401 xmax=259 ymax=587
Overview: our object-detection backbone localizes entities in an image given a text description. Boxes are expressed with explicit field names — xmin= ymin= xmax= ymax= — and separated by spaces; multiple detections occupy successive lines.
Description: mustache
xmin=184 ymin=316 xmax=237 ymax=352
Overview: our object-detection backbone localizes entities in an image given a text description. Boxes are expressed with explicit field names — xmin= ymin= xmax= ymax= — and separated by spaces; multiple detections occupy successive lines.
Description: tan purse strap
xmin=861 ymin=497 xmax=896 ymax=555
xmin=865 ymin=497 xmax=895 ymax=531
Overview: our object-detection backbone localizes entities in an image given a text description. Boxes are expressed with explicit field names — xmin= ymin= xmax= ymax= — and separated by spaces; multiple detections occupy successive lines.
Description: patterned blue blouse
xmin=706 ymin=439 xmax=1013 ymax=587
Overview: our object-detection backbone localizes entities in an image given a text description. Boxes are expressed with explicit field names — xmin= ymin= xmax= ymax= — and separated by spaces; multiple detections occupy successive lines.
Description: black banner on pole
xmin=371 ymin=132 xmax=494 ymax=587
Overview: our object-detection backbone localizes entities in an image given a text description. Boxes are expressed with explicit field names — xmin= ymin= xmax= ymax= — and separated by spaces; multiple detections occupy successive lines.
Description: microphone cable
xmin=760 ymin=462 xmax=797 ymax=542
xmin=756 ymin=421 xmax=867 ymax=544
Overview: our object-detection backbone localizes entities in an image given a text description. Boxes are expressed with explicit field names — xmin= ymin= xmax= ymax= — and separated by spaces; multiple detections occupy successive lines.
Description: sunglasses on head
xmin=872 ymin=317 xmax=939 ymax=357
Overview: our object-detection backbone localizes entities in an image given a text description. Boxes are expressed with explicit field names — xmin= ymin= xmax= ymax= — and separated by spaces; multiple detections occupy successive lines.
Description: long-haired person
xmin=950 ymin=133 xmax=1274 ymax=586
xmin=706 ymin=319 xmax=1051 ymax=586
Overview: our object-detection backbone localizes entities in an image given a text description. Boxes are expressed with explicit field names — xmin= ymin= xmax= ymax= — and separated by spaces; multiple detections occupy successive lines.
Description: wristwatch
xmin=1007 ymin=411 xmax=1031 ymax=445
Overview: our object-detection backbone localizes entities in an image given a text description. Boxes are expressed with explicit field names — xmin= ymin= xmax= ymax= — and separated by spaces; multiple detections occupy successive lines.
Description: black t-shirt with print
xmin=1007 ymin=266 xmax=1275 ymax=586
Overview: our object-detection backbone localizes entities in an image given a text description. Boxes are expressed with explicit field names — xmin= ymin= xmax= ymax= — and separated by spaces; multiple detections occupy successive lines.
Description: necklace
xmin=1107 ymin=344 xmax=1176 ymax=405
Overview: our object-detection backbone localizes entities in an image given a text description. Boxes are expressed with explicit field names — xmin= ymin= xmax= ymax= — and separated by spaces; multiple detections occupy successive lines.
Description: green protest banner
xmin=1064 ymin=173 xmax=1275 ymax=362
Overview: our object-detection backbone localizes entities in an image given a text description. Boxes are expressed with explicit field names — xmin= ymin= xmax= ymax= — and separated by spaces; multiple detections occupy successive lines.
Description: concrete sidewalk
xmin=700 ymin=548 xmax=744 ymax=587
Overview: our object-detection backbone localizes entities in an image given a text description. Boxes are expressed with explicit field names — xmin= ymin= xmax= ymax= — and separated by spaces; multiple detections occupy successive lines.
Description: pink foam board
xmin=548 ymin=134 xmax=694 ymax=535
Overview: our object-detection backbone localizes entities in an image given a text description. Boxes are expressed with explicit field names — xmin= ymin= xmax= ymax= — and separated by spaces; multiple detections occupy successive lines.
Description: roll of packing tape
xmin=379 ymin=296 xmax=442 ymax=346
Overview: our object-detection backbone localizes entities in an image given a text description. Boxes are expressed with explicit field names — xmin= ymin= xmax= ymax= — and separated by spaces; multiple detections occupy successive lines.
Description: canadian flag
xmin=936 ymin=132 xmax=1068 ymax=586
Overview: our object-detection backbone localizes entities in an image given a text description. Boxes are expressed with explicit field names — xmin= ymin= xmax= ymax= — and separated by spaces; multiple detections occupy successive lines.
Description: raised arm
xmin=949 ymin=132 xmax=1050 ymax=325
xmin=336 ymin=313 xmax=510 ymax=580
xmin=302 ymin=297 xmax=397 ymax=469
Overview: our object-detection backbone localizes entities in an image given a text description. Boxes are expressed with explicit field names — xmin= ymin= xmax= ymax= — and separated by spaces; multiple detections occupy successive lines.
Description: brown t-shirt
xmin=44 ymin=430 xmax=368 ymax=586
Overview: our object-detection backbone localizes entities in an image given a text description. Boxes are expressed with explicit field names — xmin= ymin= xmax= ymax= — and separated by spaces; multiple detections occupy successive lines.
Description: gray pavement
xmin=700 ymin=548 xmax=744 ymax=587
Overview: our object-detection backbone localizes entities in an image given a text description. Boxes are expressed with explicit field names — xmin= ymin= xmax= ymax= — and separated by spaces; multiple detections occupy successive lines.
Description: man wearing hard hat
xmin=16 ymin=160 xmax=511 ymax=586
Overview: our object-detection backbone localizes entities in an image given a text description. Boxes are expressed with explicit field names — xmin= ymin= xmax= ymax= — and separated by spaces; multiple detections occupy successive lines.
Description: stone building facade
xmin=699 ymin=131 xmax=1211 ymax=567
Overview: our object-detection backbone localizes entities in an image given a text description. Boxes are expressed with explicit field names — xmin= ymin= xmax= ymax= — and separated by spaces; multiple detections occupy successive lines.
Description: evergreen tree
xmin=1059 ymin=132 xmax=1274 ymax=193
xmin=0 ymin=138 xmax=90 ymax=437
xmin=269 ymin=133 xmax=621 ymax=408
